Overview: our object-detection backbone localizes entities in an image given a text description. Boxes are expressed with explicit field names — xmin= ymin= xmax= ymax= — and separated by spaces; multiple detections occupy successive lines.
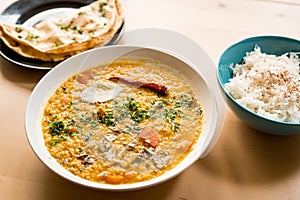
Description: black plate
xmin=0 ymin=0 xmax=124 ymax=70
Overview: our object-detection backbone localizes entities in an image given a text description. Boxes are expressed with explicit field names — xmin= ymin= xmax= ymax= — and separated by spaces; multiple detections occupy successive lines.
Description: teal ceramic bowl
xmin=217 ymin=35 xmax=300 ymax=135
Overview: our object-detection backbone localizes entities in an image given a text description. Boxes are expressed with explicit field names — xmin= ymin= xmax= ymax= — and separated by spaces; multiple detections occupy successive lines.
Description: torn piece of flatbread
xmin=0 ymin=0 xmax=124 ymax=61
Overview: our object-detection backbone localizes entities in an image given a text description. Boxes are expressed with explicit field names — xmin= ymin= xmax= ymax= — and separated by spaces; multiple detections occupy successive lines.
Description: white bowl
xmin=25 ymin=45 xmax=219 ymax=191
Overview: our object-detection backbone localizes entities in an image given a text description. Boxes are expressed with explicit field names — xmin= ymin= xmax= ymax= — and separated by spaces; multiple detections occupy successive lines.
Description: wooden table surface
xmin=1 ymin=0 xmax=300 ymax=199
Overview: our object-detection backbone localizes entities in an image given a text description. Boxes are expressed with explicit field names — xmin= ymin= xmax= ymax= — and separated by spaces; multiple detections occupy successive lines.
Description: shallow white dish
xmin=25 ymin=45 xmax=219 ymax=191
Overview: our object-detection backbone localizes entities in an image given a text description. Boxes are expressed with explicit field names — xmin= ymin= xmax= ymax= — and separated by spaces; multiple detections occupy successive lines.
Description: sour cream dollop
xmin=80 ymin=82 xmax=123 ymax=103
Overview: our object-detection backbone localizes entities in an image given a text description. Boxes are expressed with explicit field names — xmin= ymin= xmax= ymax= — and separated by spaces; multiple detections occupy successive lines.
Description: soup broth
xmin=42 ymin=59 xmax=204 ymax=184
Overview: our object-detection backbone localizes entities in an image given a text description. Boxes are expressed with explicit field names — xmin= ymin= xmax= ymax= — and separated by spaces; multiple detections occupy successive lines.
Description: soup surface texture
xmin=42 ymin=59 xmax=204 ymax=184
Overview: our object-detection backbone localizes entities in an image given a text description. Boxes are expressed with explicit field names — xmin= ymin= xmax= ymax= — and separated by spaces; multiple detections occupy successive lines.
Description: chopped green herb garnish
xmin=15 ymin=27 xmax=22 ymax=33
xmin=48 ymin=134 xmax=68 ymax=146
xmin=69 ymin=132 xmax=77 ymax=137
xmin=48 ymin=120 xmax=78 ymax=145
xmin=196 ymin=107 xmax=203 ymax=115
xmin=99 ymin=2 xmax=107 ymax=12
xmin=49 ymin=121 xmax=64 ymax=136
xmin=78 ymin=11 xmax=86 ymax=15
xmin=53 ymin=41 xmax=60 ymax=47
xmin=79 ymin=112 xmax=91 ymax=125
xmin=98 ymin=110 xmax=115 ymax=126
xmin=67 ymin=119 xmax=76 ymax=127
xmin=31 ymin=34 xmax=39 ymax=39
xmin=126 ymin=97 xmax=149 ymax=123
xmin=90 ymin=120 xmax=99 ymax=128
xmin=60 ymin=26 xmax=69 ymax=31
xmin=171 ymin=122 xmax=180 ymax=132
xmin=150 ymin=99 xmax=156 ymax=105
xmin=49 ymin=138 xmax=60 ymax=146
xmin=77 ymin=29 xmax=83 ymax=34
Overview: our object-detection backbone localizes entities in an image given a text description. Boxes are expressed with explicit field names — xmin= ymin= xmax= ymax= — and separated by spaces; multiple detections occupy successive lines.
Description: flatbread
xmin=0 ymin=0 xmax=124 ymax=61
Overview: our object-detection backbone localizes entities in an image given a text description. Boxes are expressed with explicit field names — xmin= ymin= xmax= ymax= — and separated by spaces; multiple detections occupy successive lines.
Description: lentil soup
xmin=42 ymin=58 xmax=204 ymax=185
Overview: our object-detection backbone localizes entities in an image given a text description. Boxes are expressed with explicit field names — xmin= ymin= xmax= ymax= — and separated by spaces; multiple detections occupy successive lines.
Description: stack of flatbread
xmin=0 ymin=0 xmax=124 ymax=61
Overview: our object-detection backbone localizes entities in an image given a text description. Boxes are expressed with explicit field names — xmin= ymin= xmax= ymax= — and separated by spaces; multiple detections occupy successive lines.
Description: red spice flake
xmin=109 ymin=76 xmax=167 ymax=95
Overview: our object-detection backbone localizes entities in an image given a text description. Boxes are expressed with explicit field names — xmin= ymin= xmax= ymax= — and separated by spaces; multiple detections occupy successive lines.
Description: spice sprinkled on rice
xmin=225 ymin=46 xmax=300 ymax=123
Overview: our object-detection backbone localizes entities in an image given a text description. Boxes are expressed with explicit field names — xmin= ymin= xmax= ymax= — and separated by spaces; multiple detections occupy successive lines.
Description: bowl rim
xmin=228 ymin=35 xmax=300 ymax=46
xmin=25 ymin=44 xmax=219 ymax=191
xmin=217 ymin=35 xmax=300 ymax=126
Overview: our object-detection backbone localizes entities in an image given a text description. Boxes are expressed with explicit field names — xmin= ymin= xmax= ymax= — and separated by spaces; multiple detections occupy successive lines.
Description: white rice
xmin=225 ymin=46 xmax=300 ymax=123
